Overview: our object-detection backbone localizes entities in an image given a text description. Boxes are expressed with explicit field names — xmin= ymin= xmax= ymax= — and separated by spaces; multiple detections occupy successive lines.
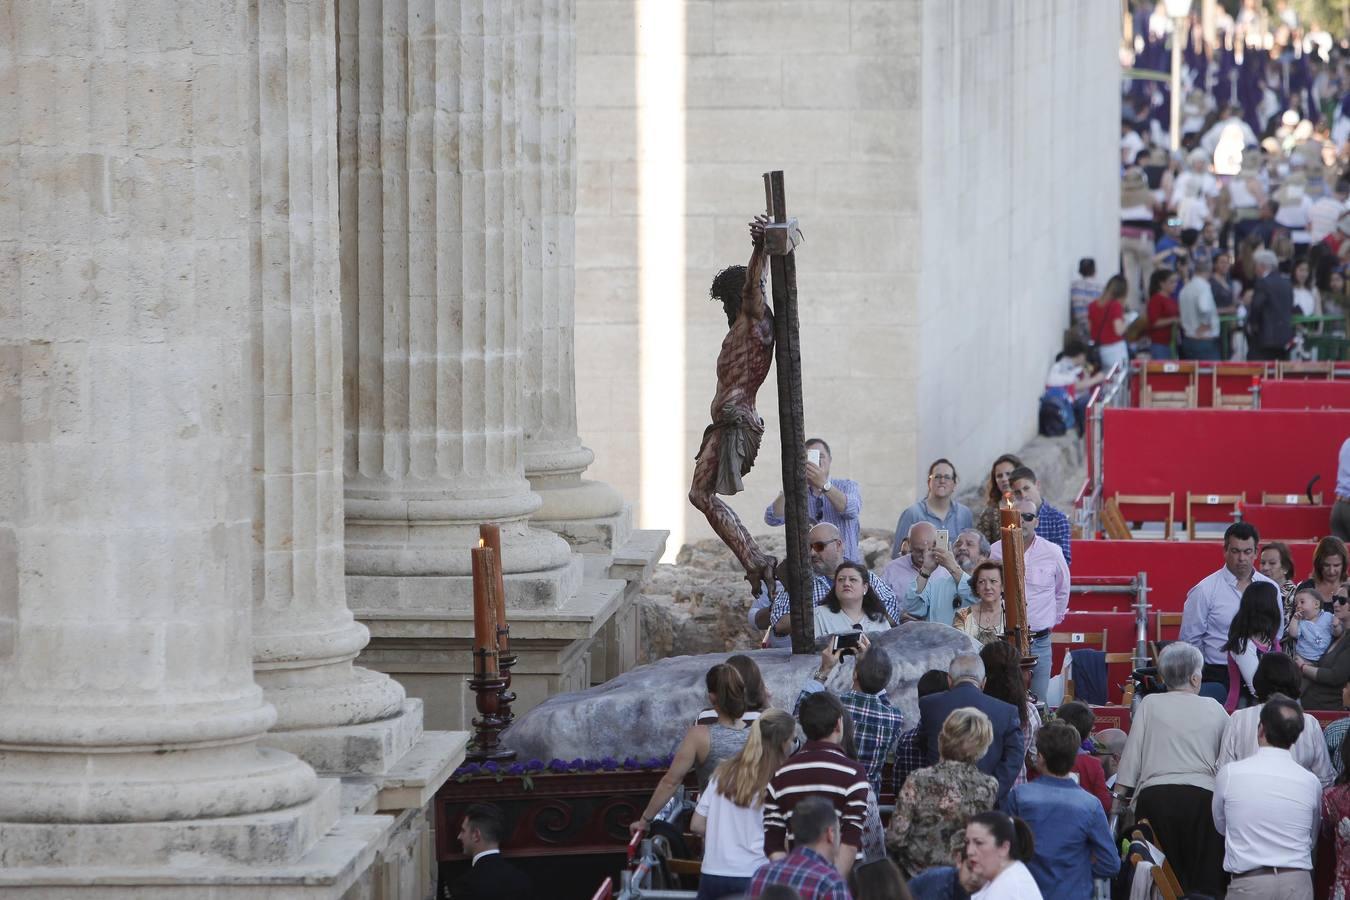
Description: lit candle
xmin=471 ymin=540 xmax=499 ymax=678
xmin=479 ymin=524 xmax=509 ymax=655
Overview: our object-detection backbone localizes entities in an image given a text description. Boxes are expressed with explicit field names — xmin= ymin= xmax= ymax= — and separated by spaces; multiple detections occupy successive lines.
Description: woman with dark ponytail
xmin=963 ymin=811 xmax=1042 ymax=899
xmin=630 ymin=663 xmax=750 ymax=837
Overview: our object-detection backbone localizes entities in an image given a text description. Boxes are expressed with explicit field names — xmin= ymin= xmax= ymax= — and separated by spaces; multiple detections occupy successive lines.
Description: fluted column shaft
xmin=517 ymin=0 xmax=623 ymax=526
xmin=253 ymin=0 xmax=404 ymax=732
xmin=0 ymin=0 xmax=315 ymax=826
xmin=338 ymin=0 xmax=571 ymax=579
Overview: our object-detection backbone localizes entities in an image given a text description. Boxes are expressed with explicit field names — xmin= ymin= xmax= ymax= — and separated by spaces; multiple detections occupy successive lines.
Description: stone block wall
xmin=575 ymin=0 xmax=1119 ymax=554
xmin=914 ymin=0 xmax=1120 ymax=490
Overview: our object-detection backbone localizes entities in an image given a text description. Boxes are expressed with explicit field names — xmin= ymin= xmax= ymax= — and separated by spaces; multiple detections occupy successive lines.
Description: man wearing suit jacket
xmin=446 ymin=803 xmax=532 ymax=900
xmin=916 ymin=653 xmax=1025 ymax=804
xmin=1246 ymin=248 xmax=1294 ymax=361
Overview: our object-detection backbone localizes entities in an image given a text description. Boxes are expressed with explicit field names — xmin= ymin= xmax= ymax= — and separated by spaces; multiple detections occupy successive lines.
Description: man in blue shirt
xmin=889 ymin=458 xmax=973 ymax=559
xmin=1008 ymin=465 xmax=1072 ymax=566
xmin=1005 ymin=722 xmax=1119 ymax=900
xmin=765 ymin=437 xmax=862 ymax=562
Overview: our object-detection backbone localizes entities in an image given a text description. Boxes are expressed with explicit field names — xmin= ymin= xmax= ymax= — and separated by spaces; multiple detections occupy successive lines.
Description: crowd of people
xmin=750 ymin=443 xmax=1073 ymax=704
xmin=1101 ymin=2 xmax=1350 ymax=369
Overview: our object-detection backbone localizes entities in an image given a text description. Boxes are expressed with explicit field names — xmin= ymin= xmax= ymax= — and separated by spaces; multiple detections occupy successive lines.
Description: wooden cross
xmin=763 ymin=170 xmax=814 ymax=655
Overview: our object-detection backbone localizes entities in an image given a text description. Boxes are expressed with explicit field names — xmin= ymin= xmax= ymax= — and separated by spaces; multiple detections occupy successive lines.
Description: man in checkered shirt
xmin=1008 ymin=465 xmax=1073 ymax=565
xmin=747 ymin=796 xmax=850 ymax=900
xmin=795 ymin=636 xmax=904 ymax=796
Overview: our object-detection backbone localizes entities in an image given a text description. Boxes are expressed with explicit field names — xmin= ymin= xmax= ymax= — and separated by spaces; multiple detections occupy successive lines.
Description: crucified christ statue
xmin=690 ymin=215 xmax=777 ymax=597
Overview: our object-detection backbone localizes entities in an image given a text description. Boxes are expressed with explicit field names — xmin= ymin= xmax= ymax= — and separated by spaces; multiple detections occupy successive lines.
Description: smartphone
xmin=806 ymin=448 xmax=821 ymax=467
xmin=935 ymin=529 xmax=949 ymax=553
xmin=832 ymin=632 xmax=863 ymax=656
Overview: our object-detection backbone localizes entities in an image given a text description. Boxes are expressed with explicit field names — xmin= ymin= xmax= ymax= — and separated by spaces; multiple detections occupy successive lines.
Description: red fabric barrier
xmin=1101 ymin=408 xmax=1346 ymax=500
xmin=1241 ymin=504 xmax=1334 ymax=542
xmin=1262 ymin=380 xmax=1350 ymax=410
xmin=1071 ymin=540 xmax=1319 ymax=612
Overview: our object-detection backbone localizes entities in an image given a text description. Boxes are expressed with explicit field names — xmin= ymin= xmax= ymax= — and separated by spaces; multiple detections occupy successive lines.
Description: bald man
xmin=989 ymin=499 xmax=1071 ymax=703
xmin=760 ymin=522 xmax=903 ymax=638
xmin=879 ymin=522 xmax=935 ymax=606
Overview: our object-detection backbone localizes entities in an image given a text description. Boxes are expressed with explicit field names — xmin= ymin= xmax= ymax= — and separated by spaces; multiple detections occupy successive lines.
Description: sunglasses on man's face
xmin=1020 ymin=513 xmax=1038 ymax=523
xmin=1335 ymin=596 xmax=1350 ymax=606
xmin=810 ymin=539 xmax=841 ymax=553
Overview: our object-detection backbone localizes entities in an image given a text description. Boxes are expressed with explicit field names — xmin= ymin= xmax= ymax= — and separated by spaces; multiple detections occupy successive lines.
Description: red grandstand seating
xmin=1261 ymin=380 xmax=1350 ymax=410
xmin=1100 ymin=408 xmax=1345 ymax=502
xmin=1240 ymin=503 xmax=1334 ymax=542
xmin=1071 ymin=540 xmax=1319 ymax=612
xmin=1124 ymin=360 xmax=1350 ymax=408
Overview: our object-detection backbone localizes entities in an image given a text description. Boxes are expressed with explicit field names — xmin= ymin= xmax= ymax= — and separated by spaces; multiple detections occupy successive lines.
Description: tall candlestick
xmin=1000 ymin=496 xmax=1029 ymax=658
xmin=479 ymin=523 xmax=510 ymax=655
xmin=471 ymin=542 xmax=499 ymax=678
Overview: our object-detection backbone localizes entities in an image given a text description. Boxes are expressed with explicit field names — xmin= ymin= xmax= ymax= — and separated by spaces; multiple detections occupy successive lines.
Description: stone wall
xmin=574 ymin=0 xmax=1118 ymax=556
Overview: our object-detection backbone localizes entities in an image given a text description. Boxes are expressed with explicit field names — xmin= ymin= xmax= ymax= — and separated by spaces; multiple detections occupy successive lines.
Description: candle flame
xmin=478 ymin=539 xmax=486 ymax=548
xmin=1003 ymin=492 xmax=1015 ymax=510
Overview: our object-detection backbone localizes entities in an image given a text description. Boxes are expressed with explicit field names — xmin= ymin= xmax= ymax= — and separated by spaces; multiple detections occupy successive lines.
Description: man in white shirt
xmin=1179 ymin=522 xmax=1278 ymax=691
xmin=1178 ymin=255 xmax=1221 ymax=360
xmin=1212 ymin=696 xmax=1321 ymax=899
xmin=989 ymin=499 xmax=1070 ymax=703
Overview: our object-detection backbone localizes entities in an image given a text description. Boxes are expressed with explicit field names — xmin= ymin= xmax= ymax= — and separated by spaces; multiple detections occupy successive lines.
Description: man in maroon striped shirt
xmin=763 ymin=692 xmax=870 ymax=877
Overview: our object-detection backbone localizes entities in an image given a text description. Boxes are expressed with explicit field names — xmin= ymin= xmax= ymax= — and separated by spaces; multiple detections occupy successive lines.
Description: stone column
xmin=339 ymin=0 xmax=576 ymax=608
xmin=252 ymin=0 xmax=410 ymax=773
xmin=517 ymin=0 xmax=626 ymax=552
xmin=0 ymin=0 xmax=324 ymax=866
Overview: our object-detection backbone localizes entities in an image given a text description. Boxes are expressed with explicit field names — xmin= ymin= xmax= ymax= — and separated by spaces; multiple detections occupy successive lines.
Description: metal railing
xmin=1077 ymin=360 xmax=1130 ymax=539
xmin=1066 ymin=572 xmax=1150 ymax=711
xmin=614 ymin=834 xmax=697 ymax=900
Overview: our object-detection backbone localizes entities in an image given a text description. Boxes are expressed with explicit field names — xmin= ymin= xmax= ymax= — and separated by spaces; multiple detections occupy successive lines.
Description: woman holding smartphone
xmin=814 ymin=561 xmax=894 ymax=636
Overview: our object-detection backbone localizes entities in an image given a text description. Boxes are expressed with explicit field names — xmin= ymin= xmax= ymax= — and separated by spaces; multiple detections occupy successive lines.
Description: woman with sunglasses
xmin=814 ymin=561 xmax=895 ymax=636
xmin=1299 ymin=589 xmax=1350 ymax=710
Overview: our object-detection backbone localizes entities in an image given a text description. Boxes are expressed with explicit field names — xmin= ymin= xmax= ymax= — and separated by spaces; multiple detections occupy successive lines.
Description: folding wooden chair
xmin=1064 ymin=651 xmax=1136 ymax=705
xmin=1138 ymin=361 xmax=1198 ymax=408
xmin=1052 ymin=630 xmax=1108 ymax=651
xmin=1100 ymin=497 xmax=1133 ymax=541
xmin=1212 ymin=362 xmax=1265 ymax=408
xmin=1113 ymin=492 xmax=1175 ymax=539
xmin=1153 ymin=612 xmax=1183 ymax=651
xmin=1130 ymin=821 xmax=1184 ymax=900
xmin=1186 ymin=491 xmax=1245 ymax=540
xmin=1277 ymin=360 xmax=1335 ymax=379
xmin=1261 ymin=491 xmax=1324 ymax=505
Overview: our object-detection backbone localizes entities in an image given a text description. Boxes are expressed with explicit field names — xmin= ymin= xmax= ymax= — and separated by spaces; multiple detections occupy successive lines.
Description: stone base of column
xmin=347 ymin=556 xmax=586 ymax=616
xmin=0 ymin=727 xmax=470 ymax=900
xmin=0 ymin=810 xmax=391 ymax=899
xmin=526 ymin=443 xmax=631 ymax=554
xmin=352 ymin=529 xmax=667 ymax=731
xmin=260 ymin=696 xmax=424 ymax=777
xmin=0 ymin=777 xmax=343 ymax=870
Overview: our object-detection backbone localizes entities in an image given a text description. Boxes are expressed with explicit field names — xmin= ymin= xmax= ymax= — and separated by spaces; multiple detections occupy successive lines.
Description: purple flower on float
xmin=506 ymin=762 xmax=527 ymax=776
xmin=622 ymin=757 xmax=640 ymax=769
xmin=547 ymin=759 xmax=570 ymax=773
xmin=599 ymin=756 xmax=619 ymax=770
